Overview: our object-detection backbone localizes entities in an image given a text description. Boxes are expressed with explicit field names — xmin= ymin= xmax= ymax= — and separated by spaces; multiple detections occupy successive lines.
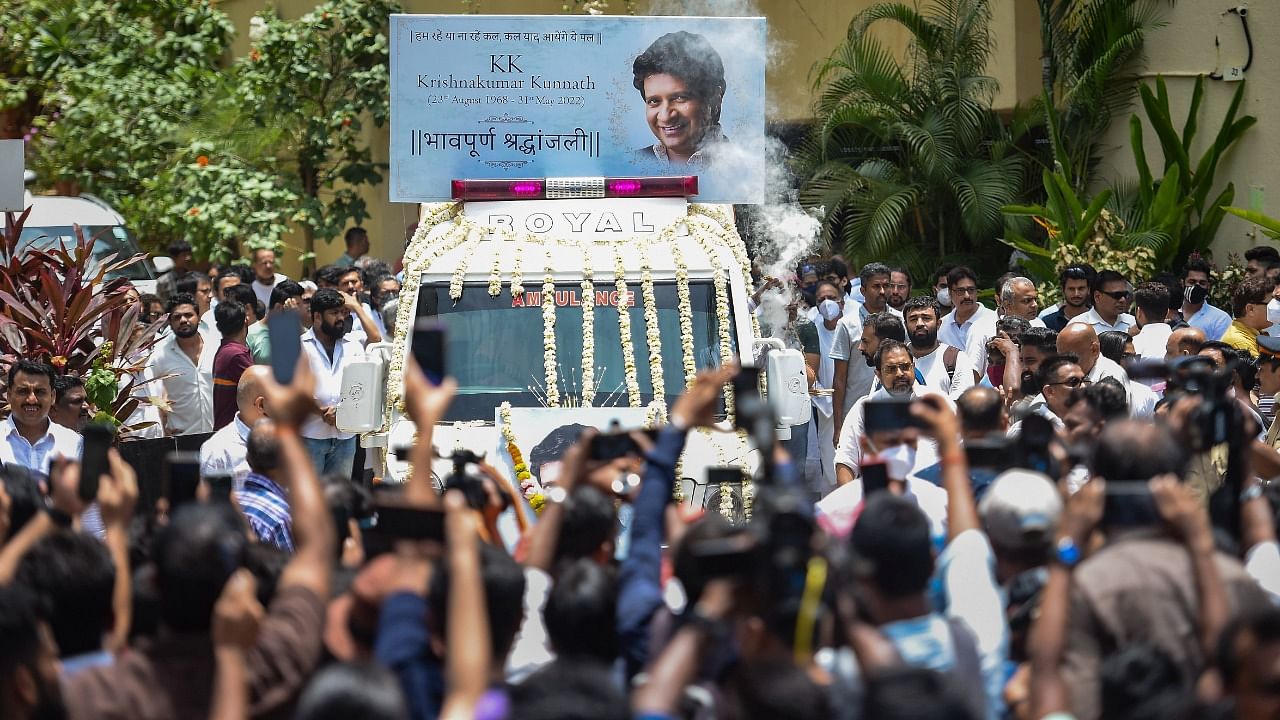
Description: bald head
xmin=1057 ymin=323 xmax=1100 ymax=373
xmin=236 ymin=365 xmax=271 ymax=425
xmin=1165 ymin=326 xmax=1206 ymax=361
xmin=956 ymin=386 xmax=1007 ymax=440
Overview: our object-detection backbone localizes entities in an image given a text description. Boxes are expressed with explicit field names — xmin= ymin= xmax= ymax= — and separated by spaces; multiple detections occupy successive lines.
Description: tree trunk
xmin=301 ymin=163 xmax=319 ymax=278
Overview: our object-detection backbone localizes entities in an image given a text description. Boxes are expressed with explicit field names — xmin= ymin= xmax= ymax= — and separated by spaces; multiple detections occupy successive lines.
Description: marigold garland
xmin=500 ymin=402 xmax=545 ymax=512
xmin=614 ymin=245 xmax=642 ymax=407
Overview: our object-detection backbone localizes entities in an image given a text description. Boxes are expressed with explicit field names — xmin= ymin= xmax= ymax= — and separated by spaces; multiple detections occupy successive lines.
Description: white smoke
xmin=644 ymin=0 xmax=825 ymax=339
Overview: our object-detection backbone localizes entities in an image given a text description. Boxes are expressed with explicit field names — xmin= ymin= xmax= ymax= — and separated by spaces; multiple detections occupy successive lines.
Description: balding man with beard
xmin=199 ymin=365 xmax=272 ymax=484
xmin=1058 ymin=322 xmax=1157 ymax=417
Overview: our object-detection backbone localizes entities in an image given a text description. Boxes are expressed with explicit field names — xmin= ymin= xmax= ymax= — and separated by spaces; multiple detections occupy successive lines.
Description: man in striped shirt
xmin=235 ymin=420 xmax=293 ymax=552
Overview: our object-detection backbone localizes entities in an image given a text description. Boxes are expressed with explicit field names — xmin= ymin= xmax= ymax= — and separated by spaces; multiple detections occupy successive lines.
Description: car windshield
xmin=18 ymin=225 xmax=154 ymax=281
xmin=417 ymin=280 xmax=737 ymax=421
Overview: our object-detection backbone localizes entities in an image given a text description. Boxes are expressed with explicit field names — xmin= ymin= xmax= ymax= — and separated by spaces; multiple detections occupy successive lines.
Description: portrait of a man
xmin=631 ymin=31 xmax=728 ymax=168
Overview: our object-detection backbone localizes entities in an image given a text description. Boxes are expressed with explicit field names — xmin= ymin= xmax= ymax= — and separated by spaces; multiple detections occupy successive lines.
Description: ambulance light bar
xmin=450 ymin=175 xmax=697 ymax=201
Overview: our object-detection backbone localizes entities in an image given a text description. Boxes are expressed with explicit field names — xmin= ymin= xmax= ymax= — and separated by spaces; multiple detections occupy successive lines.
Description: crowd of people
xmin=110 ymin=227 xmax=402 ymax=481
xmin=0 ymin=231 xmax=1279 ymax=720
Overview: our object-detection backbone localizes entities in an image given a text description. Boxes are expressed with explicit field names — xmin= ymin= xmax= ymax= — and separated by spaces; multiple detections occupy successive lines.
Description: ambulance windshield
xmin=417 ymin=280 xmax=736 ymax=421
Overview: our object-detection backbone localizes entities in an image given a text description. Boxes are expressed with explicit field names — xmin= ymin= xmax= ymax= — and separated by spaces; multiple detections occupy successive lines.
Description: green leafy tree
xmin=233 ymin=0 xmax=399 ymax=273
xmin=19 ymin=0 xmax=233 ymax=199
xmin=797 ymin=0 xmax=1023 ymax=280
xmin=1034 ymin=0 xmax=1172 ymax=194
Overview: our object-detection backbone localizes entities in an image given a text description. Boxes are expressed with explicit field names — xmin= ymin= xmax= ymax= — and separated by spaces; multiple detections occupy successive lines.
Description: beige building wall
xmin=1094 ymin=2 xmax=1278 ymax=261
xmin=214 ymin=0 xmax=1042 ymax=276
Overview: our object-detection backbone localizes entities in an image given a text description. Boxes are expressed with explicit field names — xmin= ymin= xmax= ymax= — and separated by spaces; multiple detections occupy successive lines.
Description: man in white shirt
xmin=831 ymin=311 xmax=907 ymax=444
xmin=835 ymin=339 xmax=955 ymax=485
xmin=999 ymin=276 xmax=1044 ymax=327
xmin=199 ymin=365 xmax=271 ymax=484
xmin=316 ymin=265 xmax=382 ymax=347
xmin=249 ymin=248 xmax=290 ymax=311
xmin=1181 ymin=257 xmax=1232 ymax=341
xmin=1132 ymin=282 xmax=1174 ymax=361
xmin=200 ymin=266 xmax=251 ymax=343
xmin=938 ymin=266 xmax=998 ymax=375
xmin=150 ymin=293 xmax=216 ymax=435
xmin=1009 ymin=355 xmax=1083 ymax=436
xmin=0 ymin=361 xmax=81 ymax=474
xmin=300 ymin=288 xmax=366 ymax=476
xmin=903 ymin=296 xmax=975 ymax=400
xmin=1077 ymin=270 xmax=1136 ymax=334
xmin=808 ymin=281 xmax=844 ymax=492
xmin=1058 ymin=322 xmax=1156 ymax=417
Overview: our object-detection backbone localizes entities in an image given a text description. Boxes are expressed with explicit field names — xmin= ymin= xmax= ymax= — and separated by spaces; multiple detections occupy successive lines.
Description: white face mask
xmin=879 ymin=443 xmax=917 ymax=481
xmin=1267 ymin=298 xmax=1280 ymax=325
xmin=936 ymin=288 xmax=952 ymax=308
xmin=818 ymin=298 xmax=842 ymax=321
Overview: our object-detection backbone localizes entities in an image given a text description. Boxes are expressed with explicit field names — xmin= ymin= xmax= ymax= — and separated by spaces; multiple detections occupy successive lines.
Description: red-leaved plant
xmin=0 ymin=208 xmax=168 ymax=434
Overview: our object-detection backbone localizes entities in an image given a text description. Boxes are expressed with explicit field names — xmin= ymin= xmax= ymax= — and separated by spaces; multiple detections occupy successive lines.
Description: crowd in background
xmin=0 ymin=239 xmax=1279 ymax=720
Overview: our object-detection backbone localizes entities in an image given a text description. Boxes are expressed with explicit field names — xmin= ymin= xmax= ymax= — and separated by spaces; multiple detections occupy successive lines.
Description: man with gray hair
xmin=1000 ymin=276 xmax=1045 ymax=326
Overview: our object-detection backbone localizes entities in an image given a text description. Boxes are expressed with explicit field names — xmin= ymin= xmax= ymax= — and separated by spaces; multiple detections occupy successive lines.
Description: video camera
xmin=438 ymin=448 xmax=509 ymax=512
xmin=1127 ymin=355 xmax=1238 ymax=453
xmin=965 ymin=413 xmax=1061 ymax=478
xmin=1127 ymin=354 xmax=1248 ymax=539
xmin=687 ymin=366 xmax=819 ymax=637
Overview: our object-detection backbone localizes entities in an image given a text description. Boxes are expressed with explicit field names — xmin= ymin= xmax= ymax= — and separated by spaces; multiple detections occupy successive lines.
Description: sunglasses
xmin=1046 ymin=376 xmax=1088 ymax=388
xmin=1098 ymin=290 xmax=1132 ymax=301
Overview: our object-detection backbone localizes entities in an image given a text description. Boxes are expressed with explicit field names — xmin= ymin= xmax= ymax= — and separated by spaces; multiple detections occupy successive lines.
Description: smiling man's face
xmin=643 ymin=73 xmax=708 ymax=160
xmin=9 ymin=370 xmax=53 ymax=430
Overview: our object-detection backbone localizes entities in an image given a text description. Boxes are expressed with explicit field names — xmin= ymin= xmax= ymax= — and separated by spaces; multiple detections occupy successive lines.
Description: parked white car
xmin=5 ymin=174 xmax=171 ymax=295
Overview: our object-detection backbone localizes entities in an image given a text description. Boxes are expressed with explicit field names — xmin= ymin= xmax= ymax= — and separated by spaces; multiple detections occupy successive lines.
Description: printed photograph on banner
xmin=492 ymin=406 xmax=653 ymax=490
xmin=390 ymin=15 xmax=766 ymax=204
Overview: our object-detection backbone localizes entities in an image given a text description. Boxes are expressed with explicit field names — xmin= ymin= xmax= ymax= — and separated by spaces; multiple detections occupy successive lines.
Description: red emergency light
xmin=450 ymin=176 xmax=698 ymax=201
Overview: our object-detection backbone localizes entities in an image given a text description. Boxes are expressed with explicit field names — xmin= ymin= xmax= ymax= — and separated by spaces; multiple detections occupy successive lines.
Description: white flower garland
xmin=688 ymin=221 xmax=737 ymax=424
xmin=487 ymin=247 xmax=503 ymax=296
xmin=579 ymin=239 xmax=596 ymax=406
xmin=713 ymin=263 xmax=735 ymax=423
xmin=671 ymin=242 xmax=697 ymax=389
xmin=510 ymin=241 xmax=525 ymax=297
xmin=737 ymin=429 xmax=754 ymax=520
xmin=384 ymin=205 xmax=466 ymax=427
xmin=639 ymin=241 xmax=666 ymax=421
xmin=614 ymin=245 xmax=641 ymax=407
xmin=542 ymin=250 xmax=560 ymax=408
xmin=448 ymin=230 xmax=482 ymax=302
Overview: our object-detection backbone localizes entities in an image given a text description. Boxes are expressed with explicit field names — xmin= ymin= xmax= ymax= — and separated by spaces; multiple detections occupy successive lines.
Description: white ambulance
xmin=339 ymin=178 xmax=809 ymax=511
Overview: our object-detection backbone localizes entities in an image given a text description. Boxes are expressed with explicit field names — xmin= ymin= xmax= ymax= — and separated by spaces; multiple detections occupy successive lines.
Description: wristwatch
xmin=1053 ymin=536 xmax=1081 ymax=568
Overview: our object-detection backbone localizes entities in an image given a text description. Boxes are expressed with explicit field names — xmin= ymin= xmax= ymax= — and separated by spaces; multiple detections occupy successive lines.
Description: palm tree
xmin=1036 ymin=0 xmax=1170 ymax=194
xmin=797 ymin=0 xmax=1022 ymax=278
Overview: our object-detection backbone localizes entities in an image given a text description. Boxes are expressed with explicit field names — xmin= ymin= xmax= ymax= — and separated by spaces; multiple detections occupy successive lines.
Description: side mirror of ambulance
xmin=337 ymin=342 xmax=395 ymax=433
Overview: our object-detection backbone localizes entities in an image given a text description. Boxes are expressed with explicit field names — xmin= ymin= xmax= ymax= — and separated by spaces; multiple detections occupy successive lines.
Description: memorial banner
xmin=390 ymin=14 xmax=766 ymax=204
